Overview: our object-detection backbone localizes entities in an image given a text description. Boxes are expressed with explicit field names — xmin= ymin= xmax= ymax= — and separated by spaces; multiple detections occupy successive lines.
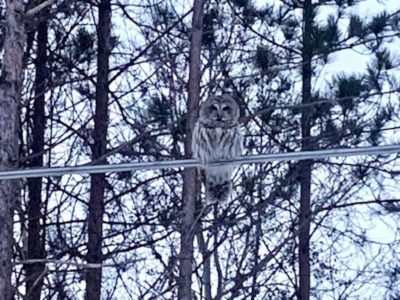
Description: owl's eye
xmin=209 ymin=104 xmax=218 ymax=111
xmin=222 ymin=106 xmax=231 ymax=113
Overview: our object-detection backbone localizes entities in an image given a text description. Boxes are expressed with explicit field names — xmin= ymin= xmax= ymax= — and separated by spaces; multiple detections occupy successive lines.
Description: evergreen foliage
xmin=4 ymin=0 xmax=400 ymax=298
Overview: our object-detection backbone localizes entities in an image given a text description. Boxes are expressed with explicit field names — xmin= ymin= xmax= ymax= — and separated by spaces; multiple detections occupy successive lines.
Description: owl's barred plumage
xmin=192 ymin=95 xmax=242 ymax=204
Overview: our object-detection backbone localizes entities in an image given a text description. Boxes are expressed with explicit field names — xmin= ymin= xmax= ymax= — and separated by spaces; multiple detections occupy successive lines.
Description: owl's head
xmin=198 ymin=95 xmax=240 ymax=128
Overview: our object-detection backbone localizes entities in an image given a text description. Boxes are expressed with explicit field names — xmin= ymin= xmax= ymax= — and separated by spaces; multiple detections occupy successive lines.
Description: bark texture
xmin=86 ymin=1 xmax=111 ymax=299
xmin=178 ymin=1 xmax=205 ymax=299
xmin=0 ymin=0 xmax=25 ymax=298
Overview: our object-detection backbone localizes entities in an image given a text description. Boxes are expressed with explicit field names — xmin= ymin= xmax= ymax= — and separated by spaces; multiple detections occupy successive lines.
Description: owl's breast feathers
xmin=192 ymin=121 xmax=242 ymax=163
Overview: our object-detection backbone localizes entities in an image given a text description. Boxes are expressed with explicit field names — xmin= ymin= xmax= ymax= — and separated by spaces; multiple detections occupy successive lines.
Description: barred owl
xmin=192 ymin=95 xmax=242 ymax=204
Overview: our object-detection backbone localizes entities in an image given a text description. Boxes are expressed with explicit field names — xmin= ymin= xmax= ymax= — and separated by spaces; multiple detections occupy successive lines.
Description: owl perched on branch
xmin=192 ymin=95 xmax=243 ymax=204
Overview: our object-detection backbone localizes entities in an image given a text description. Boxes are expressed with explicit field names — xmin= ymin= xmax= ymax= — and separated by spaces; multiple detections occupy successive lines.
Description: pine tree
xmin=4 ymin=0 xmax=399 ymax=298
xmin=25 ymin=7 xmax=48 ymax=299
xmin=86 ymin=0 xmax=111 ymax=298
xmin=178 ymin=1 xmax=205 ymax=298
xmin=0 ymin=0 xmax=25 ymax=297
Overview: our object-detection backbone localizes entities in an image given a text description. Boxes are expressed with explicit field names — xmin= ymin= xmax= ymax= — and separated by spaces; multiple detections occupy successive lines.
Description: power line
xmin=1 ymin=144 xmax=399 ymax=180
xmin=14 ymin=258 xmax=145 ymax=269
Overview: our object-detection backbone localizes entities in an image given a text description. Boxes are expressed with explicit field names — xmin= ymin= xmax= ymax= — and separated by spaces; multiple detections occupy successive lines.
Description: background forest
xmin=1 ymin=0 xmax=400 ymax=299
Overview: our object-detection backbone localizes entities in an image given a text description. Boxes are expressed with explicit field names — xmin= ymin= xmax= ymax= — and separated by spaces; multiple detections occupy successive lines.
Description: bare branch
xmin=25 ymin=0 xmax=55 ymax=18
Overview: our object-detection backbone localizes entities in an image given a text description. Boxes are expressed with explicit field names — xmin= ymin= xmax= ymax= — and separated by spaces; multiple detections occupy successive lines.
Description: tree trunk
xmin=299 ymin=0 xmax=313 ymax=299
xmin=86 ymin=1 xmax=111 ymax=299
xmin=197 ymin=230 xmax=212 ymax=300
xmin=0 ymin=0 xmax=25 ymax=298
xmin=25 ymin=18 xmax=48 ymax=300
xmin=178 ymin=1 xmax=205 ymax=299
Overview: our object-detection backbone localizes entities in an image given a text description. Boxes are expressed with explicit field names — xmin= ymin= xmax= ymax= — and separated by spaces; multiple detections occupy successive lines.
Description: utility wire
xmin=14 ymin=258 xmax=144 ymax=269
xmin=1 ymin=144 xmax=399 ymax=180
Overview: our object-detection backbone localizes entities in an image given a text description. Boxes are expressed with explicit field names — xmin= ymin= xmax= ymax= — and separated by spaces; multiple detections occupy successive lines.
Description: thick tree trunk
xmin=0 ymin=0 xmax=25 ymax=298
xmin=86 ymin=1 xmax=111 ymax=299
xmin=178 ymin=1 xmax=205 ymax=299
xmin=25 ymin=19 xmax=48 ymax=300
xmin=299 ymin=0 xmax=313 ymax=299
